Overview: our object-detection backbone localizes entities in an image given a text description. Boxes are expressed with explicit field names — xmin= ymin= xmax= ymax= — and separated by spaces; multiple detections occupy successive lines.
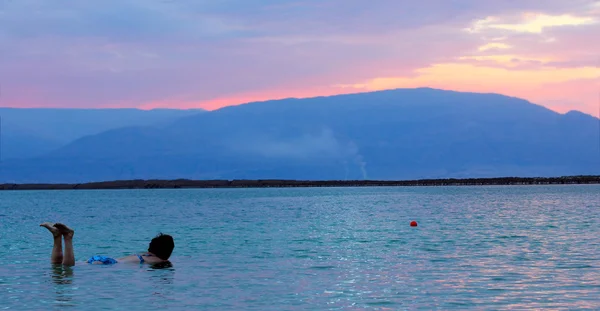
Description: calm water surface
xmin=0 ymin=185 xmax=599 ymax=310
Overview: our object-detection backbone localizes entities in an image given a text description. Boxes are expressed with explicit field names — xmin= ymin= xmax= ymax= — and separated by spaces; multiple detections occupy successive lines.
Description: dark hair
xmin=148 ymin=233 xmax=174 ymax=260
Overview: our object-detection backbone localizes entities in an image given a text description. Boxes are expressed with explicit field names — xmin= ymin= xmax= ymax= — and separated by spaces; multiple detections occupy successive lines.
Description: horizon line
xmin=1 ymin=175 xmax=599 ymax=191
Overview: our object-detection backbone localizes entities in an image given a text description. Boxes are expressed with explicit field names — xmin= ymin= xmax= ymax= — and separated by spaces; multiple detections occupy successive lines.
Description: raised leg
xmin=54 ymin=223 xmax=75 ymax=266
xmin=40 ymin=222 xmax=63 ymax=264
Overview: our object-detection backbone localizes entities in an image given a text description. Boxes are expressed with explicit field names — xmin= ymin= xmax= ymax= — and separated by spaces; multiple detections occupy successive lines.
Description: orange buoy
xmin=410 ymin=220 xmax=418 ymax=227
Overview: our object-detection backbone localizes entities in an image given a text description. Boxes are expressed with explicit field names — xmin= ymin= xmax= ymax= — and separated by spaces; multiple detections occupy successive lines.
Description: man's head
xmin=148 ymin=233 xmax=174 ymax=260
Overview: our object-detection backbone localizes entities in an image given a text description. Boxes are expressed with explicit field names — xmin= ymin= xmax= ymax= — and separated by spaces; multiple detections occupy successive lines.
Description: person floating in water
xmin=40 ymin=222 xmax=174 ymax=266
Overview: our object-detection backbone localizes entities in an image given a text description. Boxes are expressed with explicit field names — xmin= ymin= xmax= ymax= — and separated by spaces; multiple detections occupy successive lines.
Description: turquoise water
xmin=0 ymin=185 xmax=599 ymax=310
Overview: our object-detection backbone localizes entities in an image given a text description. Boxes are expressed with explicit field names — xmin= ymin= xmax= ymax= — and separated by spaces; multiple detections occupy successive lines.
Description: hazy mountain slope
xmin=1 ymin=88 xmax=598 ymax=183
xmin=0 ymin=108 xmax=203 ymax=159
xmin=1 ymin=129 xmax=60 ymax=160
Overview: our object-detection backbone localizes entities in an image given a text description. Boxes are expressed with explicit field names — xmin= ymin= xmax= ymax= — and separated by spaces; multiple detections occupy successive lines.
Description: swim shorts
xmin=87 ymin=255 xmax=118 ymax=264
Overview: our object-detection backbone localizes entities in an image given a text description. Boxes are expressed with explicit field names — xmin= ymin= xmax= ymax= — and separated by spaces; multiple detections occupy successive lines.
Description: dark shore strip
xmin=1 ymin=176 xmax=599 ymax=191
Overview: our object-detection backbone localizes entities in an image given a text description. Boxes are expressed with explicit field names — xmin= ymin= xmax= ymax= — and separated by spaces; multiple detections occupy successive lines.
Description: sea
xmin=0 ymin=185 xmax=598 ymax=310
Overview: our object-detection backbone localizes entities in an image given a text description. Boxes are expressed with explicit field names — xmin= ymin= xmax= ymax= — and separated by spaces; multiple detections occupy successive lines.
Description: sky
xmin=0 ymin=0 xmax=599 ymax=115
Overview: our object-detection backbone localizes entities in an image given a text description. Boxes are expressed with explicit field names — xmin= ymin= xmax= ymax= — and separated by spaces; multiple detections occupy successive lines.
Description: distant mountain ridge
xmin=0 ymin=88 xmax=598 ymax=183
xmin=0 ymin=108 xmax=204 ymax=159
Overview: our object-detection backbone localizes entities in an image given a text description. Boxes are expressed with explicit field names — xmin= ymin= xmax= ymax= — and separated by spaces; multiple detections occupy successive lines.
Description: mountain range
xmin=0 ymin=108 xmax=203 ymax=159
xmin=1 ymin=88 xmax=599 ymax=183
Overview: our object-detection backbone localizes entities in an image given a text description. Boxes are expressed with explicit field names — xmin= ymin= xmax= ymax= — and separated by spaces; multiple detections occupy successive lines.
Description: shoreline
xmin=1 ymin=176 xmax=599 ymax=191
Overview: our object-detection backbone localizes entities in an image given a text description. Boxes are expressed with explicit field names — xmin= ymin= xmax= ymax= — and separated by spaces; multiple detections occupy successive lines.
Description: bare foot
xmin=40 ymin=222 xmax=61 ymax=238
xmin=54 ymin=223 xmax=75 ymax=238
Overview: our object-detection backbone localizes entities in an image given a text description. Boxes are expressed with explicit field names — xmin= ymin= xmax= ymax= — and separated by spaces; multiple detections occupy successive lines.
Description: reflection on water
xmin=48 ymin=264 xmax=75 ymax=307
xmin=149 ymin=261 xmax=173 ymax=270
xmin=147 ymin=261 xmax=176 ymax=308
xmin=49 ymin=264 xmax=74 ymax=285
xmin=148 ymin=261 xmax=175 ymax=286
